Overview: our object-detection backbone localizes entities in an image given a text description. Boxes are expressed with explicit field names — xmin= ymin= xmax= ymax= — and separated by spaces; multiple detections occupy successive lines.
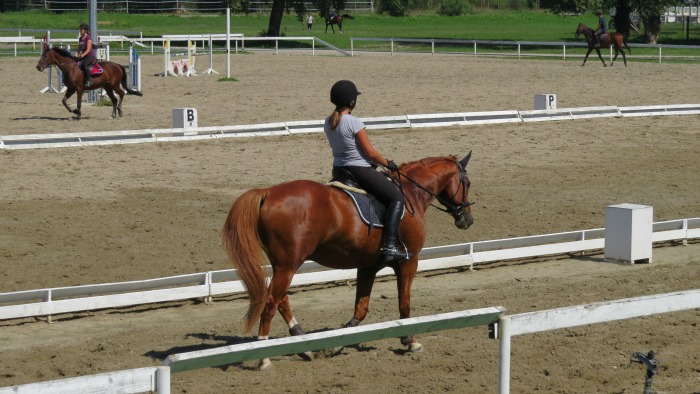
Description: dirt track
xmin=1 ymin=52 xmax=699 ymax=393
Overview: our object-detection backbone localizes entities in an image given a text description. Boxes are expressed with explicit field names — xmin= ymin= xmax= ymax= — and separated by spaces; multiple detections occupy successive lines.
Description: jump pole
xmin=226 ymin=8 xmax=231 ymax=78
xmin=204 ymin=35 xmax=218 ymax=74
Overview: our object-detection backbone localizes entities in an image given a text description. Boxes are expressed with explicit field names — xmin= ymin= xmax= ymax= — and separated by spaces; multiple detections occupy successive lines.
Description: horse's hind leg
xmin=277 ymin=294 xmax=313 ymax=361
xmin=256 ymin=267 xmax=298 ymax=370
xmin=104 ymin=85 xmax=121 ymax=119
xmin=104 ymin=86 xmax=122 ymax=118
xmin=113 ymin=85 xmax=126 ymax=117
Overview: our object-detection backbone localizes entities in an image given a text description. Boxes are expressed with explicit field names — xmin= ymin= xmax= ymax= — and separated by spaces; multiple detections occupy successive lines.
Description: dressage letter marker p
xmin=172 ymin=108 xmax=198 ymax=129
xmin=534 ymin=94 xmax=557 ymax=111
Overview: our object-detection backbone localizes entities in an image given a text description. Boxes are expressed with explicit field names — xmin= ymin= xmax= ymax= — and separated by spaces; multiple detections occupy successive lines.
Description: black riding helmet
xmin=80 ymin=23 xmax=89 ymax=30
xmin=330 ymin=80 xmax=361 ymax=108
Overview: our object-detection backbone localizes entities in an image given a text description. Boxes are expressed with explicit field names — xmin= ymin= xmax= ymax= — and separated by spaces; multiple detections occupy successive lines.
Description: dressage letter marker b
xmin=173 ymin=108 xmax=198 ymax=129
xmin=534 ymin=94 xmax=557 ymax=111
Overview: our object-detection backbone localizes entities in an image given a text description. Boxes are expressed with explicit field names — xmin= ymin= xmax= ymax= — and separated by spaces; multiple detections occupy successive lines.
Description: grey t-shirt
xmin=324 ymin=114 xmax=371 ymax=167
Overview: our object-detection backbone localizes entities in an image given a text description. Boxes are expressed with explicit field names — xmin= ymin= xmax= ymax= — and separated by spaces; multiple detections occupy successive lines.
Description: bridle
xmin=393 ymin=160 xmax=474 ymax=222
xmin=38 ymin=49 xmax=76 ymax=70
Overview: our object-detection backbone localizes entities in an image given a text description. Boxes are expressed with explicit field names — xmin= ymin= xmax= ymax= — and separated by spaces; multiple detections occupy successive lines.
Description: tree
xmin=625 ymin=0 xmax=680 ymax=44
xmin=553 ymin=0 xmax=683 ymax=44
xmin=265 ymin=0 xmax=345 ymax=37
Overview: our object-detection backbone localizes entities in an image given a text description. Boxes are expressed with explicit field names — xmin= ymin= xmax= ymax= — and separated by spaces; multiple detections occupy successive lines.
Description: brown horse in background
xmin=325 ymin=13 xmax=354 ymax=34
xmin=575 ymin=23 xmax=630 ymax=67
xmin=222 ymin=153 xmax=474 ymax=369
xmin=36 ymin=44 xmax=143 ymax=119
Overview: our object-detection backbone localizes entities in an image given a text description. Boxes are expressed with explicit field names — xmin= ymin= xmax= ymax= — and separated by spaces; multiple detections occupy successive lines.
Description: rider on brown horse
xmin=594 ymin=11 xmax=607 ymax=48
xmin=324 ymin=80 xmax=411 ymax=263
xmin=78 ymin=23 xmax=96 ymax=88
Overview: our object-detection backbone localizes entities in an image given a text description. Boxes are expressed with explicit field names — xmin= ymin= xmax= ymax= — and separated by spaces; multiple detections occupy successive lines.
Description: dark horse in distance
xmin=36 ymin=44 xmax=143 ymax=119
xmin=575 ymin=23 xmax=630 ymax=67
xmin=325 ymin=13 xmax=354 ymax=34
xmin=222 ymin=153 xmax=474 ymax=369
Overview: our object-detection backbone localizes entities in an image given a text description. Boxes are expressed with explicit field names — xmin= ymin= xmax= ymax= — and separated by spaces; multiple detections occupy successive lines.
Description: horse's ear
xmin=42 ymin=42 xmax=48 ymax=52
xmin=459 ymin=151 xmax=472 ymax=169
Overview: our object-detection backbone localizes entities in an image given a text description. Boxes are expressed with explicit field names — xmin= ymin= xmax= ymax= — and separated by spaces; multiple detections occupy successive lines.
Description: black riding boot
xmin=379 ymin=201 xmax=412 ymax=263
xmin=83 ymin=66 xmax=91 ymax=88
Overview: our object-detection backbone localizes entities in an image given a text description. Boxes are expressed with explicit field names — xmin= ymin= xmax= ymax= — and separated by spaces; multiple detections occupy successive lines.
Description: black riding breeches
xmin=336 ymin=166 xmax=404 ymax=206
xmin=81 ymin=55 xmax=97 ymax=77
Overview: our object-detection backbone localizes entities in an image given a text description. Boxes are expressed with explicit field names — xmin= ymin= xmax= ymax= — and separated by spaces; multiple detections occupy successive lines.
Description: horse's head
xmin=438 ymin=152 xmax=474 ymax=229
xmin=575 ymin=23 xmax=590 ymax=39
xmin=36 ymin=46 xmax=76 ymax=71
xmin=36 ymin=44 xmax=52 ymax=71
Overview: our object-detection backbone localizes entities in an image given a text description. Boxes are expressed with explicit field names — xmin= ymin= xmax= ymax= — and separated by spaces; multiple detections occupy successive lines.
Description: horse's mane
xmin=578 ymin=23 xmax=593 ymax=33
xmin=402 ymin=155 xmax=458 ymax=175
xmin=51 ymin=46 xmax=78 ymax=61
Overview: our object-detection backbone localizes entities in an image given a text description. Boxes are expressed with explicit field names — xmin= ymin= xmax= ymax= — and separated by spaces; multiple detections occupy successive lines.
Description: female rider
xmin=324 ymin=80 xmax=410 ymax=263
xmin=78 ymin=23 xmax=96 ymax=88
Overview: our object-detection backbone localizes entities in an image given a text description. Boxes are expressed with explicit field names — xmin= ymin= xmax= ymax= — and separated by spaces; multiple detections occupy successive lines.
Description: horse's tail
xmin=342 ymin=13 xmax=355 ymax=19
xmin=118 ymin=64 xmax=143 ymax=97
xmin=623 ymin=35 xmax=631 ymax=53
xmin=222 ymin=188 xmax=270 ymax=333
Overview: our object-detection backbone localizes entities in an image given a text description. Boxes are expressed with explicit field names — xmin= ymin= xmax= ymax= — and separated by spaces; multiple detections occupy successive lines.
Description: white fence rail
xmin=2 ymin=103 xmax=700 ymax=150
xmin=497 ymin=289 xmax=700 ymax=393
xmin=1 ymin=218 xmax=697 ymax=322
xmin=350 ymin=37 xmax=700 ymax=62
xmin=0 ymin=366 xmax=170 ymax=394
xmin=163 ymin=307 xmax=504 ymax=372
xmin=5 ymin=288 xmax=698 ymax=393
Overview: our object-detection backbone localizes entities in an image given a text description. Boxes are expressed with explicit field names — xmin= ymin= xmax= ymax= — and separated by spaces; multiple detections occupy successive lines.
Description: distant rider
xmin=594 ymin=11 xmax=607 ymax=48
xmin=328 ymin=9 xmax=338 ymax=23
xmin=78 ymin=23 xmax=96 ymax=88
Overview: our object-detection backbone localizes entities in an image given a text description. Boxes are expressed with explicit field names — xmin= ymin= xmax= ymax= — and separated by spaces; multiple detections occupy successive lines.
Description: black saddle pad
xmin=341 ymin=189 xmax=387 ymax=228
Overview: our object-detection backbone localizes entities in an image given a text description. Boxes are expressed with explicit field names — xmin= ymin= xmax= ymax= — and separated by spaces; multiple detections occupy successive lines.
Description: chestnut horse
xmin=325 ymin=13 xmax=354 ymax=34
xmin=575 ymin=23 xmax=630 ymax=67
xmin=222 ymin=152 xmax=474 ymax=369
xmin=36 ymin=45 xmax=143 ymax=119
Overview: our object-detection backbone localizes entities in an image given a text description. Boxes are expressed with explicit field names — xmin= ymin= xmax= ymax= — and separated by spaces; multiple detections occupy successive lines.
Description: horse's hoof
xmin=257 ymin=358 xmax=272 ymax=371
xmin=323 ymin=346 xmax=343 ymax=357
xmin=297 ymin=351 xmax=313 ymax=361
xmin=409 ymin=342 xmax=424 ymax=353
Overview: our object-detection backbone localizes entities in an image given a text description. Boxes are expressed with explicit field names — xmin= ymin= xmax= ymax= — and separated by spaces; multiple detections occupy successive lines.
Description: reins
xmin=389 ymin=160 xmax=474 ymax=218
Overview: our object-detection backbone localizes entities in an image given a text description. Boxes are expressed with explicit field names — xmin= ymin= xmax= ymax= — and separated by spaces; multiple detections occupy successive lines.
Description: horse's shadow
xmin=12 ymin=115 xmax=82 ymax=122
xmin=145 ymin=327 xmax=377 ymax=371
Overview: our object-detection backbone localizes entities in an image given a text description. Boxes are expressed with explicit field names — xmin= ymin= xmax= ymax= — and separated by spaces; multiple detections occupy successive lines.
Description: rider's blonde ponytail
xmin=329 ymin=109 xmax=342 ymax=130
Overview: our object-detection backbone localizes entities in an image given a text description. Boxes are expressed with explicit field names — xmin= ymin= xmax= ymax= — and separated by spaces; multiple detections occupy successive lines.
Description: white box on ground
xmin=534 ymin=94 xmax=556 ymax=110
xmin=604 ymin=204 xmax=653 ymax=264
xmin=173 ymin=108 xmax=198 ymax=128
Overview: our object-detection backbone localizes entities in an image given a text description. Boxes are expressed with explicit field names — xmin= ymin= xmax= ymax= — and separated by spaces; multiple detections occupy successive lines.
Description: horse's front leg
xmin=256 ymin=269 xmax=295 ymax=370
xmin=611 ymin=49 xmax=618 ymax=67
xmin=61 ymin=90 xmax=76 ymax=116
xmin=325 ymin=267 xmax=377 ymax=356
xmin=595 ymin=48 xmax=607 ymax=67
xmin=582 ymin=48 xmax=593 ymax=66
xmin=73 ymin=89 xmax=84 ymax=119
xmin=395 ymin=259 xmax=422 ymax=352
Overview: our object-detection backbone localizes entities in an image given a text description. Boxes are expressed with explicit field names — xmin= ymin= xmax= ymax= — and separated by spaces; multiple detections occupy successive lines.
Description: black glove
xmin=386 ymin=160 xmax=399 ymax=172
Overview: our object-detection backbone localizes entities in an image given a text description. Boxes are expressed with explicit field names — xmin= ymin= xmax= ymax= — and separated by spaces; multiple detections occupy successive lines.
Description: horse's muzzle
xmin=454 ymin=212 xmax=474 ymax=229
